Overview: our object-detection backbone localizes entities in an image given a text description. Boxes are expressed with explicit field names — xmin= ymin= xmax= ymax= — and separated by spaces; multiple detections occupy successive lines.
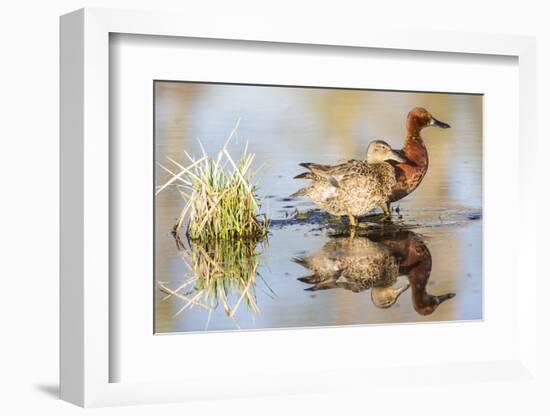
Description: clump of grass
xmin=157 ymin=120 xmax=269 ymax=242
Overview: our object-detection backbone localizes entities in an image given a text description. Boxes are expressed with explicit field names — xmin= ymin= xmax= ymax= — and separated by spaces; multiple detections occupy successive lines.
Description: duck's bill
xmin=435 ymin=292 xmax=456 ymax=305
xmin=431 ymin=117 xmax=451 ymax=129
xmin=388 ymin=150 xmax=407 ymax=163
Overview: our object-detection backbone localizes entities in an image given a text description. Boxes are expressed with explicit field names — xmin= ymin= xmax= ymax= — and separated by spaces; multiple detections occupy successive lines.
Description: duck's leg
xmin=347 ymin=212 xmax=358 ymax=239
xmin=381 ymin=202 xmax=392 ymax=222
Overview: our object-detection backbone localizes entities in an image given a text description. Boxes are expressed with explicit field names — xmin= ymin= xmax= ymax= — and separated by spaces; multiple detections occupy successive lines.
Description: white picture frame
xmin=60 ymin=7 xmax=539 ymax=408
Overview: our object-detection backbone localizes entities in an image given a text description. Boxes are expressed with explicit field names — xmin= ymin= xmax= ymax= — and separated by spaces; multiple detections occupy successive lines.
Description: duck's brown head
xmin=406 ymin=107 xmax=451 ymax=137
xmin=414 ymin=292 xmax=456 ymax=316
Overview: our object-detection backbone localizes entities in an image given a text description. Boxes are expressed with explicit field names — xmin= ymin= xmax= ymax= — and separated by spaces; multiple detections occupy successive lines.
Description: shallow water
xmin=154 ymin=82 xmax=482 ymax=333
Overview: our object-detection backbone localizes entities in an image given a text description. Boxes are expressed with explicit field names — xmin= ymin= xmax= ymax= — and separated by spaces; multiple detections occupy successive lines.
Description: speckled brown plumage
xmin=293 ymin=237 xmax=399 ymax=293
xmin=295 ymin=230 xmax=456 ymax=314
xmin=292 ymin=141 xmax=404 ymax=219
xmin=293 ymin=161 xmax=397 ymax=217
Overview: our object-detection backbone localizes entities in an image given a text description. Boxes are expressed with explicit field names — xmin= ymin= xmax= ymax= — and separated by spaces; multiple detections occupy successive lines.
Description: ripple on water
xmin=269 ymin=206 xmax=482 ymax=234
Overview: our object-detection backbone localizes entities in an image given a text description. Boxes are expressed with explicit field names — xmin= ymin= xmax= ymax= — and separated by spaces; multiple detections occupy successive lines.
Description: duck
xmin=294 ymin=230 xmax=456 ymax=315
xmin=385 ymin=107 xmax=451 ymax=211
xmin=292 ymin=140 xmax=406 ymax=226
xmin=370 ymin=229 xmax=456 ymax=315
xmin=293 ymin=236 xmax=410 ymax=309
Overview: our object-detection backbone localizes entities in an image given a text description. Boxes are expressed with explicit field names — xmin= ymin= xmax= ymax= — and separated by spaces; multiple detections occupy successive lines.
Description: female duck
xmin=292 ymin=140 xmax=405 ymax=226
xmin=293 ymin=236 xmax=410 ymax=309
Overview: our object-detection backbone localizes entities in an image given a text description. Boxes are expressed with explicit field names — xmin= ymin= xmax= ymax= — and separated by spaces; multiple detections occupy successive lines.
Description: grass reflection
xmin=158 ymin=233 xmax=270 ymax=326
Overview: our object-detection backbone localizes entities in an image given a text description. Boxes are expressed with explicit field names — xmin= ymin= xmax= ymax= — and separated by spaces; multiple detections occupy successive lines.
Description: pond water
xmin=154 ymin=82 xmax=483 ymax=333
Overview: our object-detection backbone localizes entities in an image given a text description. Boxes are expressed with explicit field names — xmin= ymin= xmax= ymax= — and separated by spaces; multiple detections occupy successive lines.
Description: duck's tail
xmin=293 ymin=172 xmax=317 ymax=180
xmin=290 ymin=187 xmax=309 ymax=198
xmin=292 ymin=257 xmax=308 ymax=266
xmin=297 ymin=275 xmax=327 ymax=285
xmin=294 ymin=162 xmax=327 ymax=180
xmin=299 ymin=162 xmax=330 ymax=172
xmin=296 ymin=163 xmax=340 ymax=187
xmin=303 ymin=279 xmax=339 ymax=291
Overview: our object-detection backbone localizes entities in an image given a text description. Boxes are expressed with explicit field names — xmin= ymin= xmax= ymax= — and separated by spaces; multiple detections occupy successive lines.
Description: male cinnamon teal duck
xmin=292 ymin=140 xmax=406 ymax=226
xmin=372 ymin=229 xmax=456 ymax=315
xmin=385 ymin=107 xmax=451 ymax=211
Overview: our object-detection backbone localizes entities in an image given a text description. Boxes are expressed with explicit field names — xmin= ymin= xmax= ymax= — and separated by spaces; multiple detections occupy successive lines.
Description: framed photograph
xmin=60 ymin=8 xmax=539 ymax=407
xmin=153 ymin=81 xmax=481 ymax=334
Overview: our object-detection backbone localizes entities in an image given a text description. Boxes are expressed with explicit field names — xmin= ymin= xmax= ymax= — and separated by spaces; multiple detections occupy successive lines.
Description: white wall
xmin=0 ymin=1 xmax=547 ymax=414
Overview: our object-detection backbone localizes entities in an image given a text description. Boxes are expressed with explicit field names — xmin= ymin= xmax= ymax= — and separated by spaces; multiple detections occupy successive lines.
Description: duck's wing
xmin=339 ymin=162 xmax=398 ymax=195
xmin=295 ymin=159 xmax=395 ymax=190
xmin=306 ymin=160 xmax=364 ymax=187
xmin=294 ymin=162 xmax=338 ymax=183
xmin=332 ymin=160 xmax=372 ymax=176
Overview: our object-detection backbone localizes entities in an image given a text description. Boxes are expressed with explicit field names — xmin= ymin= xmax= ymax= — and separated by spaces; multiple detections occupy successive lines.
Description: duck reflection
xmin=294 ymin=230 xmax=455 ymax=315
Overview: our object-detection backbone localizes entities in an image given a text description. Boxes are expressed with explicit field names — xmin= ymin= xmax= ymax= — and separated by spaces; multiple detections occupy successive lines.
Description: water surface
xmin=154 ymin=82 xmax=482 ymax=333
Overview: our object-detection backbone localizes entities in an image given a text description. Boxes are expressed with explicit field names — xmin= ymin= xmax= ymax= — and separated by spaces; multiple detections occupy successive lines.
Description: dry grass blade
xmin=158 ymin=281 xmax=211 ymax=311
xmin=156 ymin=155 xmax=207 ymax=195
xmin=173 ymin=290 xmax=207 ymax=317
xmin=159 ymin=278 xmax=197 ymax=301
